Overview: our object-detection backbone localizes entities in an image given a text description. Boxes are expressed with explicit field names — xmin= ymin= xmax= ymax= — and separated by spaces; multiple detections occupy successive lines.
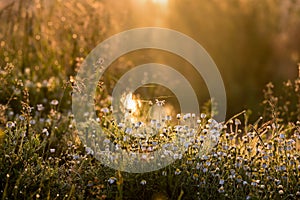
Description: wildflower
xmin=193 ymin=176 xmax=203 ymax=184
xmin=183 ymin=113 xmax=190 ymax=120
xmin=50 ymin=99 xmax=59 ymax=106
xmin=8 ymin=111 xmax=14 ymax=116
xmin=234 ymin=119 xmax=241 ymax=125
xmin=6 ymin=121 xmax=15 ymax=128
xmin=85 ymin=147 xmax=94 ymax=155
xmin=87 ymin=181 xmax=93 ymax=187
xmin=173 ymin=153 xmax=179 ymax=160
xmin=202 ymin=155 xmax=209 ymax=160
xmin=166 ymin=115 xmax=172 ymax=121
xmin=199 ymin=135 xmax=205 ymax=142
xmin=135 ymin=121 xmax=142 ymax=128
xmin=251 ymin=180 xmax=258 ymax=186
xmin=100 ymin=107 xmax=110 ymax=113
xmin=261 ymin=163 xmax=268 ymax=169
xmin=140 ymin=180 xmax=147 ymax=185
xmin=275 ymin=179 xmax=281 ymax=185
xmin=242 ymin=136 xmax=248 ymax=143
xmin=287 ymin=139 xmax=295 ymax=145
xmin=228 ymin=175 xmax=235 ymax=180
xmin=286 ymin=145 xmax=293 ymax=151
xmin=117 ymin=123 xmax=125 ymax=128
xmin=280 ymin=165 xmax=286 ymax=171
xmin=151 ymin=119 xmax=157 ymax=125
xmin=175 ymin=168 xmax=181 ymax=175
xmin=141 ymin=154 xmax=148 ymax=160
xmin=247 ymin=132 xmax=255 ymax=139
xmin=200 ymin=113 xmax=206 ymax=118
xmin=115 ymin=144 xmax=121 ymax=151
xmin=277 ymin=185 xmax=283 ymax=190
xmin=263 ymin=155 xmax=269 ymax=160
xmin=236 ymin=175 xmax=242 ymax=183
xmin=175 ymin=125 xmax=182 ymax=132
xmin=193 ymin=173 xmax=199 ymax=180
xmin=50 ymin=149 xmax=55 ymax=153
xmin=103 ymin=138 xmax=110 ymax=144
xmin=230 ymin=169 xmax=235 ymax=175
xmin=96 ymin=57 xmax=104 ymax=65
xmin=278 ymin=190 xmax=284 ymax=195
xmin=162 ymin=171 xmax=167 ymax=176
xmin=218 ymin=186 xmax=224 ymax=193
xmin=223 ymin=145 xmax=229 ymax=150
xmin=37 ymin=104 xmax=44 ymax=111
xmin=219 ymin=179 xmax=225 ymax=185
xmin=108 ymin=177 xmax=117 ymax=184
xmin=155 ymin=99 xmax=165 ymax=106
xmin=125 ymin=127 xmax=132 ymax=134
xmin=225 ymin=133 xmax=230 ymax=139
xmin=156 ymin=123 xmax=162 ymax=128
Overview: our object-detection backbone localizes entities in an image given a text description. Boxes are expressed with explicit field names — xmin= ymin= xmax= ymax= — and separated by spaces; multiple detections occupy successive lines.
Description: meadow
xmin=0 ymin=0 xmax=300 ymax=199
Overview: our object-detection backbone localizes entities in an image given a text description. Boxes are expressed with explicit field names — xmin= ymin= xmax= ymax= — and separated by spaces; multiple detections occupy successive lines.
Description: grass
xmin=0 ymin=62 xmax=299 ymax=199
xmin=0 ymin=0 xmax=300 ymax=199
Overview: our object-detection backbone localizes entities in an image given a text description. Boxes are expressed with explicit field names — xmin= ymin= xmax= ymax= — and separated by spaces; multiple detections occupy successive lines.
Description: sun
xmin=124 ymin=93 xmax=137 ymax=113
xmin=151 ymin=0 xmax=168 ymax=5
xmin=132 ymin=0 xmax=169 ymax=8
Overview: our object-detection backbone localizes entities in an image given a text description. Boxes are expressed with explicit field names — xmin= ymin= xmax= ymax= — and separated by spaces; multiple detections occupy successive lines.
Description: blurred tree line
xmin=108 ymin=0 xmax=300 ymax=120
xmin=1 ymin=0 xmax=300 ymax=120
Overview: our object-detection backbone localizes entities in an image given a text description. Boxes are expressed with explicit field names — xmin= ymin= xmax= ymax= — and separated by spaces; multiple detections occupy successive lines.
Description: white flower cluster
xmin=79 ymin=93 xmax=224 ymax=172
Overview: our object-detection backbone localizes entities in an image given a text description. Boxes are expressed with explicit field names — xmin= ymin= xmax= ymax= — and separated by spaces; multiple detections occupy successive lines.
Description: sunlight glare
xmin=151 ymin=0 xmax=168 ymax=5
xmin=124 ymin=93 xmax=137 ymax=113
